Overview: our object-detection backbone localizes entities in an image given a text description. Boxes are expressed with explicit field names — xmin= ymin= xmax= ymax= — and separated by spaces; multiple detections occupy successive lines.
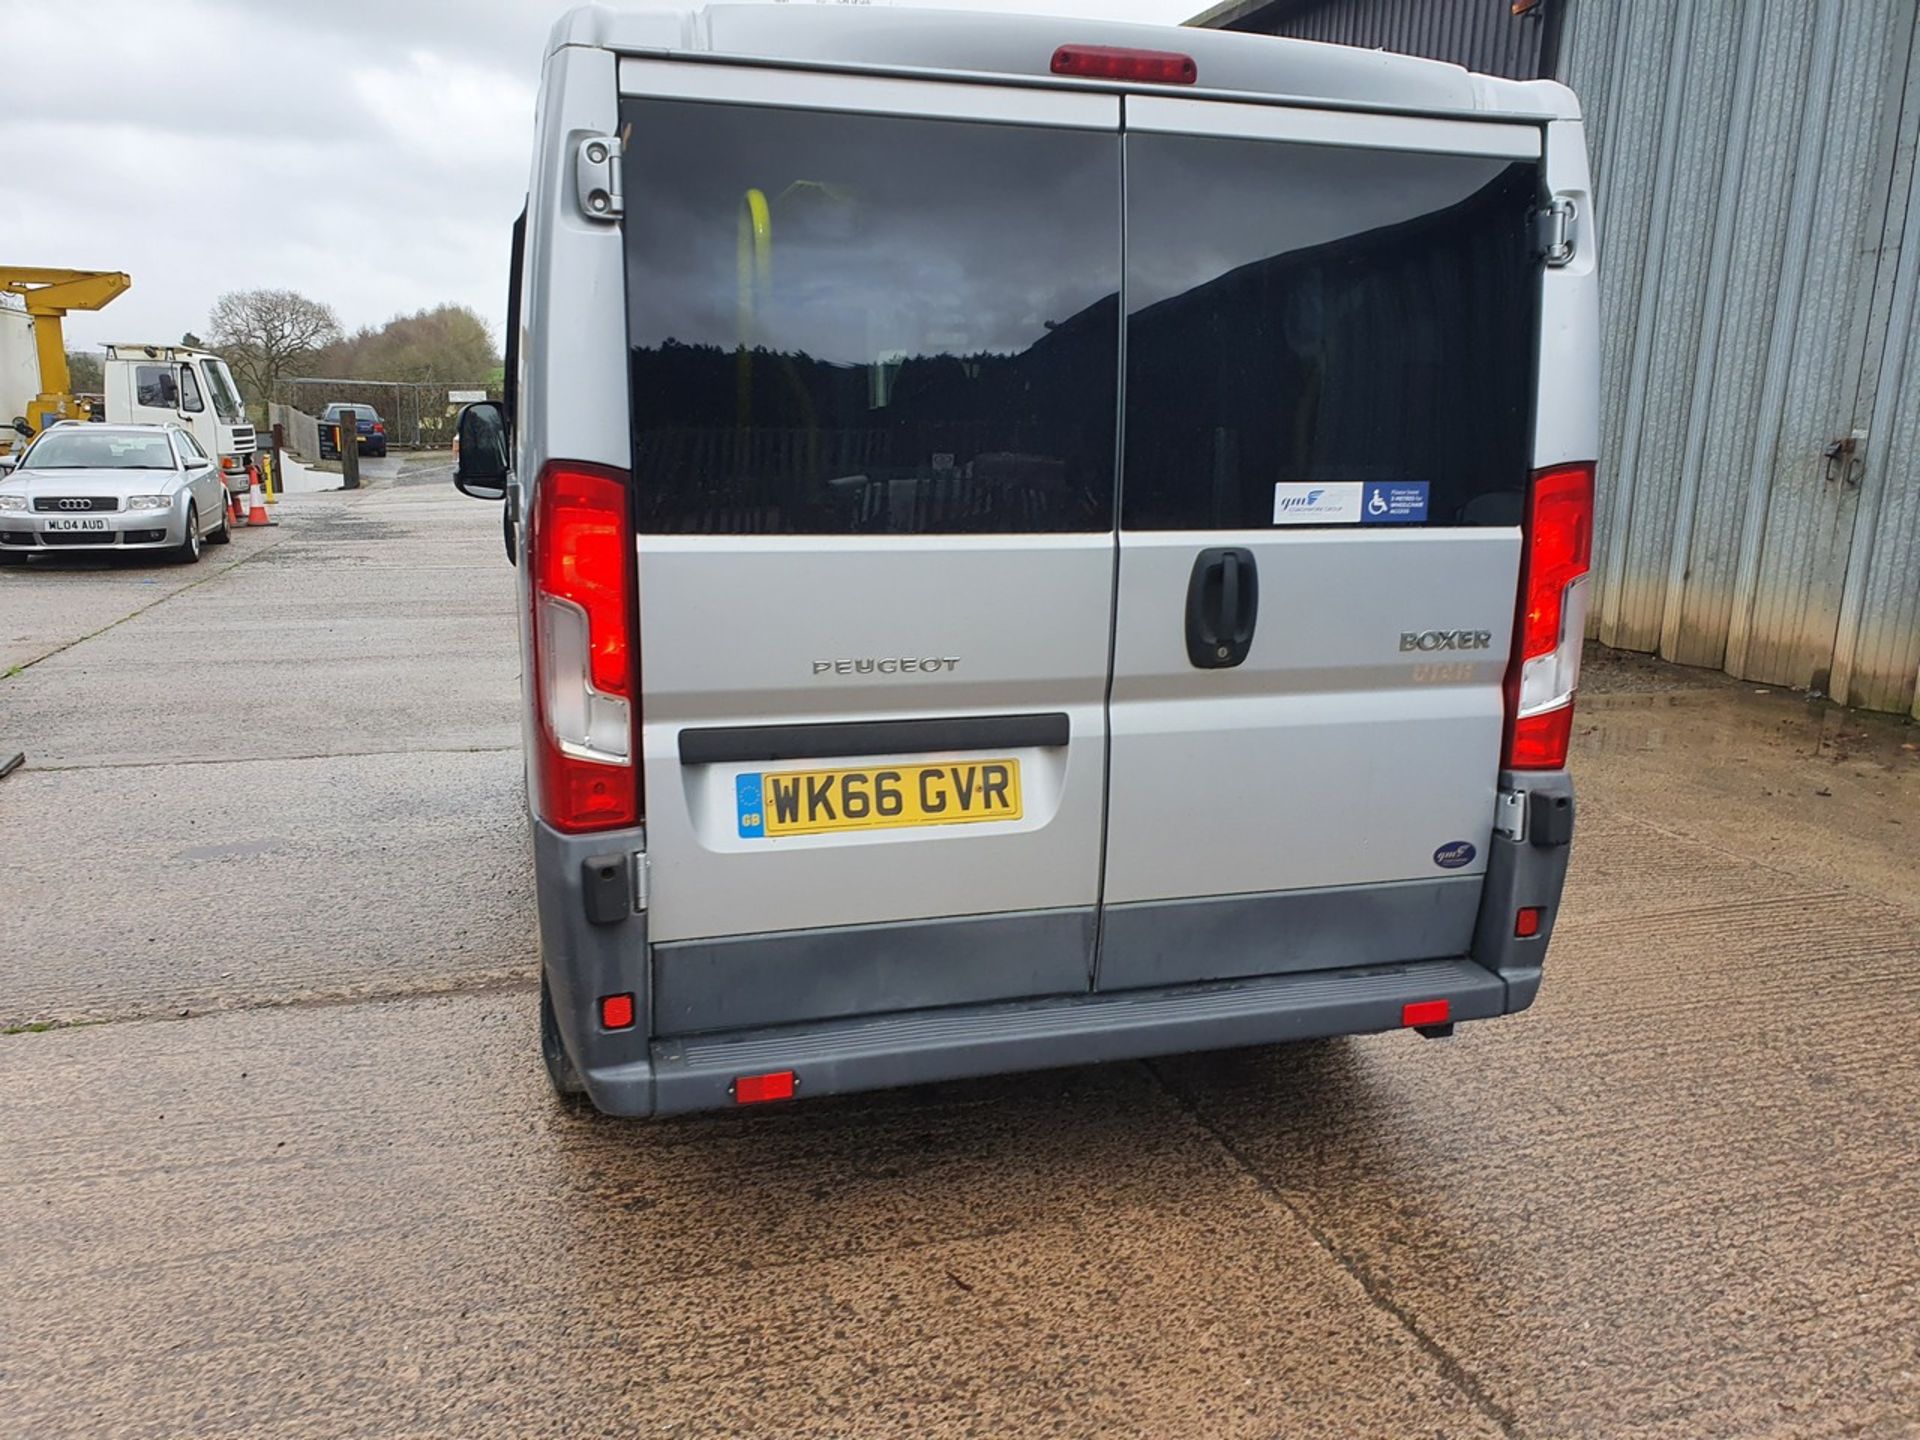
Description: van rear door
xmin=1099 ymin=98 xmax=1544 ymax=990
xmin=619 ymin=69 xmax=1123 ymax=1034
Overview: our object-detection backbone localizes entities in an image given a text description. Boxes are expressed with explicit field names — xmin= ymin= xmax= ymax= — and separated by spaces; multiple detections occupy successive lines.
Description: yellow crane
xmin=0 ymin=266 xmax=131 ymax=432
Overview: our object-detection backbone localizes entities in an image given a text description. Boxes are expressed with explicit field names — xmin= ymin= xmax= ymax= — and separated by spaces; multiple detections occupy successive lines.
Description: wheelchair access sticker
xmin=1361 ymin=482 xmax=1430 ymax=524
xmin=1272 ymin=481 xmax=1430 ymax=525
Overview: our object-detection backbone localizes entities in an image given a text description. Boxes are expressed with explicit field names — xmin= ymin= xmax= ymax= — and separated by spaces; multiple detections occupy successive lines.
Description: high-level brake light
xmin=1051 ymin=45 xmax=1197 ymax=85
xmin=1505 ymin=462 xmax=1594 ymax=770
xmin=529 ymin=461 xmax=640 ymax=832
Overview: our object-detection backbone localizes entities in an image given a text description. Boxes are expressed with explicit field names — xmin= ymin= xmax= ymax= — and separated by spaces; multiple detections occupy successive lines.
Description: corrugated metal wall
xmin=1202 ymin=0 xmax=1920 ymax=717
xmin=1563 ymin=0 xmax=1920 ymax=716
xmin=1834 ymin=47 xmax=1920 ymax=718
xmin=1238 ymin=0 xmax=1548 ymax=81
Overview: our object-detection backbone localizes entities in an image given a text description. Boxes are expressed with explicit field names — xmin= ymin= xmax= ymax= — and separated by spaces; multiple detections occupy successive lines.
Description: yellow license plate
xmin=736 ymin=759 xmax=1022 ymax=838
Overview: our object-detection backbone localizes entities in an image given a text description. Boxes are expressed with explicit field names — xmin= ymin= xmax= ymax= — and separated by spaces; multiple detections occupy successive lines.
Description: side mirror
xmin=0 ymin=453 xmax=18 ymax=474
xmin=452 ymin=401 xmax=508 ymax=500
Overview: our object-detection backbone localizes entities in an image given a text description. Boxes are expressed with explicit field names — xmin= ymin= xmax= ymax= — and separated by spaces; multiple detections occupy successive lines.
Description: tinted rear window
xmin=620 ymin=99 xmax=1121 ymax=535
xmin=1122 ymin=136 xmax=1540 ymax=530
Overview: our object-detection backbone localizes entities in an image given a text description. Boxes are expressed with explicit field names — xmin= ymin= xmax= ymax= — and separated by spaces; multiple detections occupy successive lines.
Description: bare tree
xmin=206 ymin=290 xmax=342 ymax=410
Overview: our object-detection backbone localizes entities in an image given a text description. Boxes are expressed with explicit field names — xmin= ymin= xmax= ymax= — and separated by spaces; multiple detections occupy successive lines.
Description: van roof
xmin=549 ymin=2 xmax=1578 ymax=122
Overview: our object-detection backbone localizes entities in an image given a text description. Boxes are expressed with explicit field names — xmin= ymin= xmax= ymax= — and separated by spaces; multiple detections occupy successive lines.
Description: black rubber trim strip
xmin=678 ymin=712 xmax=1070 ymax=766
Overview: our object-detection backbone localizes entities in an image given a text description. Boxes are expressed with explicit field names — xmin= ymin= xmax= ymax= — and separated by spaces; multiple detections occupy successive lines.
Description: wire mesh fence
xmin=277 ymin=378 xmax=502 ymax=451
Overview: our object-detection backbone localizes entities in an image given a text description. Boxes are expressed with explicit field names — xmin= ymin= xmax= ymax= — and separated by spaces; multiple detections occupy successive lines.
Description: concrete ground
xmin=2 ymin=473 xmax=1917 ymax=1438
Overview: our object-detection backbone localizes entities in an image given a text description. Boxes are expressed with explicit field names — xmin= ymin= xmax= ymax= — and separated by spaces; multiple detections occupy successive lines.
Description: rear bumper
xmin=620 ymin=957 xmax=1515 ymax=1117
xmin=535 ymin=769 xmax=1576 ymax=1119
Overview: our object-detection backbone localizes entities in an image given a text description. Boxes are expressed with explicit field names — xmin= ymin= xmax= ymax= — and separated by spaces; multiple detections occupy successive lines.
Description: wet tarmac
xmin=3 ymin=479 xmax=1917 ymax=1437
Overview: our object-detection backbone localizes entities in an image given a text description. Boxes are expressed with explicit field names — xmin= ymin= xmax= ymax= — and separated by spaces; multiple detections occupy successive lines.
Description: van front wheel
xmin=540 ymin=971 xmax=586 ymax=1097
xmin=171 ymin=505 xmax=202 ymax=565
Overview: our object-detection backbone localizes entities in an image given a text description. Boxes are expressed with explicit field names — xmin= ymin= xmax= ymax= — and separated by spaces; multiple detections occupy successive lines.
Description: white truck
xmin=0 ymin=304 xmax=37 ymax=457
xmin=101 ymin=344 xmax=256 ymax=494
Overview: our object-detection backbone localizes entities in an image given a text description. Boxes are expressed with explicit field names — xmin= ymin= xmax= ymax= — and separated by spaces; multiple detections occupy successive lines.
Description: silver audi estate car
xmin=0 ymin=423 xmax=232 ymax=564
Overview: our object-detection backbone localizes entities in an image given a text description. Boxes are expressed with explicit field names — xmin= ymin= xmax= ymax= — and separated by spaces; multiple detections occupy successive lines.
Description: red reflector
xmin=734 ymin=1070 xmax=796 ymax=1105
xmin=1402 ymin=999 xmax=1451 ymax=1028
xmin=1514 ymin=906 xmax=1543 ymax=938
xmin=1051 ymin=44 xmax=1197 ymax=84
xmin=599 ymin=992 xmax=635 ymax=1030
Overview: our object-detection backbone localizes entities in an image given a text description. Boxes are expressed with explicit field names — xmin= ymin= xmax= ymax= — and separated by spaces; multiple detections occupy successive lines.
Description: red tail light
xmin=1051 ymin=45 xmax=1197 ymax=85
xmin=372 ymin=421 xmax=385 ymax=434
xmin=1504 ymin=463 xmax=1594 ymax=771
xmin=529 ymin=460 xmax=639 ymax=832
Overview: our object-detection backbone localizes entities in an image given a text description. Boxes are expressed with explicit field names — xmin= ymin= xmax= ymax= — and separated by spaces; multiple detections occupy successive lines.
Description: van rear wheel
xmin=540 ymin=971 xmax=586 ymax=1097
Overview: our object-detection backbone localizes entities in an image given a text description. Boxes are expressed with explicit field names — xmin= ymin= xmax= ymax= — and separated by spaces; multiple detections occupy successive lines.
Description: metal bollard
xmin=339 ymin=409 xmax=361 ymax=490
xmin=270 ymin=422 xmax=287 ymax=503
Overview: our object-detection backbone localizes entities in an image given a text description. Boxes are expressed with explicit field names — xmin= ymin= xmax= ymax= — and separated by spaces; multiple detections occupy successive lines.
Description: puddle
xmin=1579 ymin=645 xmax=1918 ymax=769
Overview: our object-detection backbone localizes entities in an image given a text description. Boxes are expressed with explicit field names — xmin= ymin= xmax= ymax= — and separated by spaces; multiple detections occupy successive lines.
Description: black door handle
xmin=1185 ymin=547 xmax=1258 ymax=668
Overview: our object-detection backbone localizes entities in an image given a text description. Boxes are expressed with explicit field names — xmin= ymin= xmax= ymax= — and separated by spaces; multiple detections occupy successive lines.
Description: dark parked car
xmin=318 ymin=403 xmax=388 ymax=458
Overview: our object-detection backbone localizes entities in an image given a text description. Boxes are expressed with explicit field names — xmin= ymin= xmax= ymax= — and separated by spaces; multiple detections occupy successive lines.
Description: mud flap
xmin=1472 ymin=769 xmax=1575 ymax=1013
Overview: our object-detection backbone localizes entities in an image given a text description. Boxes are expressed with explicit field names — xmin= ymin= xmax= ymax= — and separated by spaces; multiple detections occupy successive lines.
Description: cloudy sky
xmin=5 ymin=0 xmax=1196 ymax=358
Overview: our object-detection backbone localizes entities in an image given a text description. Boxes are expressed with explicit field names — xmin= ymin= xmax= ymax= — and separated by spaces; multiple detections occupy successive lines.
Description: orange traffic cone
xmin=225 ymin=489 xmax=240 ymax=528
xmin=247 ymin=472 xmax=271 ymax=527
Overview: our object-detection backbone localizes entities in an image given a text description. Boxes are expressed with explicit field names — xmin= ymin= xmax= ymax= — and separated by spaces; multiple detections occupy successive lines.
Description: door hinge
xmin=575 ymin=133 xmax=623 ymax=221
xmin=1493 ymin=789 xmax=1527 ymax=841
xmin=1540 ymin=196 xmax=1577 ymax=267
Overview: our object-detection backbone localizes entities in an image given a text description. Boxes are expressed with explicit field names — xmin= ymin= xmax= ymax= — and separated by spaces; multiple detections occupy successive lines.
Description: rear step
xmin=631 ymin=959 xmax=1508 ymax=1116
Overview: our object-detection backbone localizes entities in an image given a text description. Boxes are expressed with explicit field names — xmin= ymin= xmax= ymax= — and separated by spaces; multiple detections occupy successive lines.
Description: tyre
xmin=171 ymin=504 xmax=202 ymax=565
xmin=541 ymin=971 xmax=586 ymax=1097
xmin=0 ymin=550 xmax=26 ymax=566
xmin=206 ymin=507 xmax=232 ymax=545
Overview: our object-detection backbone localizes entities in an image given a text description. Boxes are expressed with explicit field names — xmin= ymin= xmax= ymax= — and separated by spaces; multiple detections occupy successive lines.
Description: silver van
xmin=453 ymin=3 xmax=1598 ymax=1117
